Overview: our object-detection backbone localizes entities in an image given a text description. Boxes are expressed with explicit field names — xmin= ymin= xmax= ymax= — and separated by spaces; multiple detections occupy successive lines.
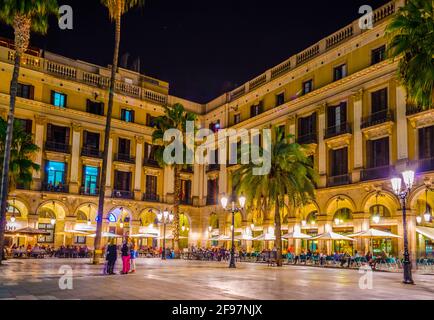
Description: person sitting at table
xmin=340 ymin=251 xmax=351 ymax=267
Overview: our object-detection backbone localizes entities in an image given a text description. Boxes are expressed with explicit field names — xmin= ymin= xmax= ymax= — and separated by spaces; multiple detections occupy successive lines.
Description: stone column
xmin=134 ymin=136 xmax=144 ymax=201
xmin=104 ymin=135 xmax=114 ymax=197
xmin=352 ymin=211 xmax=367 ymax=253
xmin=397 ymin=209 xmax=417 ymax=268
xmin=396 ymin=85 xmax=408 ymax=162
xmin=352 ymin=90 xmax=363 ymax=183
xmin=69 ymin=123 xmax=82 ymax=194
xmin=192 ymin=163 xmax=201 ymax=206
xmin=32 ymin=116 xmax=45 ymax=191
xmin=317 ymin=104 xmax=327 ymax=188
xmin=219 ymin=164 xmax=227 ymax=196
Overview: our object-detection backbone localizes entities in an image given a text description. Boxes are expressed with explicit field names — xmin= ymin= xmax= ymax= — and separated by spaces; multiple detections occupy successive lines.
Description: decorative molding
xmin=72 ymin=122 xmax=82 ymax=132
xmin=408 ymin=109 xmax=434 ymax=129
xmin=318 ymin=103 xmax=327 ymax=115
xmin=143 ymin=168 xmax=161 ymax=176
xmin=362 ymin=121 xmax=393 ymax=140
xmin=135 ymin=135 xmax=145 ymax=144
xmin=34 ymin=115 xmax=47 ymax=125
xmin=352 ymin=88 xmax=364 ymax=101
xmin=113 ymin=163 xmax=133 ymax=172
xmin=44 ymin=151 xmax=71 ymax=162
xmin=324 ymin=133 xmax=352 ymax=150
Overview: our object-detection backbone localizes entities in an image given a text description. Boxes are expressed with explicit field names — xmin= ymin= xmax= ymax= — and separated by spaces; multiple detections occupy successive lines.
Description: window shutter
xmin=50 ymin=91 xmax=55 ymax=105
xmin=86 ymin=99 xmax=91 ymax=113
xmin=65 ymin=127 xmax=70 ymax=146
xmin=340 ymin=102 xmax=347 ymax=124
xmin=83 ymin=131 xmax=88 ymax=148
xmin=327 ymin=106 xmax=336 ymax=128
xmin=366 ymin=140 xmax=372 ymax=168
xmin=63 ymin=94 xmax=67 ymax=108
xmin=99 ymin=102 xmax=104 ymax=115
xmin=29 ymin=85 xmax=35 ymax=100
xmin=125 ymin=139 xmax=130 ymax=155
xmin=342 ymin=148 xmax=348 ymax=175
xmin=131 ymin=110 xmax=135 ymax=123
xmin=26 ymin=119 xmax=32 ymax=134
xmin=121 ymin=109 xmax=125 ymax=121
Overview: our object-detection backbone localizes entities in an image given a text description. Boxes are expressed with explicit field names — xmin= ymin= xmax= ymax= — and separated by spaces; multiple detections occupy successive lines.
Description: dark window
xmin=333 ymin=64 xmax=347 ymax=81
xmin=118 ymin=138 xmax=130 ymax=156
xmin=276 ymin=92 xmax=285 ymax=106
xmin=86 ymin=100 xmax=104 ymax=116
xmin=207 ymin=178 xmax=219 ymax=205
xmin=419 ymin=126 xmax=434 ymax=159
xmin=15 ymin=118 xmax=32 ymax=134
xmin=17 ymin=83 xmax=34 ymax=99
xmin=50 ymin=91 xmax=67 ymax=108
xmin=367 ymin=138 xmax=389 ymax=168
xmin=146 ymin=114 xmax=157 ymax=127
xmin=83 ymin=131 xmax=100 ymax=150
xmin=371 ymin=45 xmax=386 ymax=65
xmin=46 ymin=124 xmax=70 ymax=147
xmin=74 ymin=236 xmax=86 ymax=244
xmin=121 ymin=109 xmax=135 ymax=123
xmin=250 ymin=102 xmax=263 ymax=117
xmin=180 ymin=179 xmax=192 ymax=203
xmin=114 ymin=171 xmax=131 ymax=192
xmin=146 ymin=175 xmax=158 ymax=195
xmin=233 ymin=114 xmax=241 ymax=125
xmin=298 ymin=113 xmax=317 ymax=143
xmin=371 ymin=88 xmax=388 ymax=114
xmin=302 ymin=79 xmax=313 ymax=95
xmin=330 ymin=147 xmax=348 ymax=177
xmin=144 ymin=143 xmax=156 ymax=161
xmin=327 ymin=102 xmax=347 ymax=128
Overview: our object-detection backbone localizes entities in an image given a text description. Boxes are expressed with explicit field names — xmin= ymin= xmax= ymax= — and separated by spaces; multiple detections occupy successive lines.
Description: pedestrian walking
xmin=121 ymin=240 xmax=131 ymax=274
xmin=106 ymin=239 xmax=117 ymax=275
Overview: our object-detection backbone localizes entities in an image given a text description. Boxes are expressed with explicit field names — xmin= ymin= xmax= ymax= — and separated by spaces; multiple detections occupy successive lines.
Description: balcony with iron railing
xmin=81 ymin=147 xmax=103 ymax=158
xmin=180 ymin=197 xmax=193 ymax=205
xmin=416 ymin=157 xmax=434 ymax=173
xmin=297 ymin=132 xmax=318 ymax=145
xmin=143 ymin=157 xmax=160 ymax=168
xmin=360 ymin=165 xmax=394 ymax=182
xmin=112 ymin=190 xmax=134 ymax=199
xmin=42 ymin=182 xmax=69 ymax=193
xmin=327 ymin=174 xmax=351 ymax=187
xmin=45 ymin=141 xmax=71 ymax=154
xmin=206 ymin=196 xmax=218 ymax=206
xmin=361 ymin=110 xmax=394 ymax=129
xmin=143 ymin=193 xmax=160 ymax=202
xmin=80 ymin=186 xmax=99 ymax=196
xmin=114 ymin=153 xmax=135 ymax=164
xmin=324 ymin=123 xmax=352 ymax=140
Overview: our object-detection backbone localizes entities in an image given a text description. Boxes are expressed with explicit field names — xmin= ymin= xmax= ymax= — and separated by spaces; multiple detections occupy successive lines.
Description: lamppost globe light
xmin=250 ymin=223 xmax=255 ymax=230
xmin=391 ymin=177 xmax=402 ymax=195
xmin=372 ymin=215 xmax=380 ymax=224
xmin=10 ymin=215 xmax=16 ymax=223
xmin=181 ymin=225 xmax=186 ymax=232
xmin=169 ymin=213 xmax=174 ymax=222
xmin=301 ymin=220 xmax=307 ymax=227
xmin=163 ymin=209 xmax=169 ymax=220
xmin=50 ymin=218 xmax=56 ymax=226
xmin=220 ymin=194 xmax=228 ymax=209
xmin=416 ymin=216 xmax=422 ymax=224
xmin=424 ymin=212 xmax=431 ymax=223
xmin=239 ymin=193 xmax=246 ymax=209
xmin=230 ymin=225 xmax=234 ymax=231
xmin=208 ymin=226 xmax=212 ymax=232
xmin=334 ymin=218 xmax=340 ymax=225
xmin=402 ymin=170 xmax=415 ymax=190
xmin=87 ymin=219 xmax=91 ymax=226
xmin=119 ymin=222 xmax=124 ymax=229
xmin=157 ymin=212 xmax=163 ymax=222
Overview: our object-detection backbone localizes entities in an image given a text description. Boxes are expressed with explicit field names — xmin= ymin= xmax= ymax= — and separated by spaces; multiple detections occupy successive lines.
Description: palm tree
xmin=0 ymin=0 xmax=57 ymax=263
xmin=386 ymin=0 xmax=434 ymax=109
xmin=94 ymin=0 xmax=144 ymax=263
xmin=0 ymin=119 xmax=40 ymax=262
xmin=152 ymin=103 xmax=197 ymax=253
xmin=233 ymin=126 xmax=317 ymax=266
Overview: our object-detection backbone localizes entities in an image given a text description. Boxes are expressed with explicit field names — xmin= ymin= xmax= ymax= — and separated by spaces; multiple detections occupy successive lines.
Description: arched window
xmin=140 ymin=210 xmax=158 ymax=226
xmin=370 ymin=205 xmax=391 ymax=218
xmin=39 ymin=208 xmax=56 ymax=219
xmin=77 ymin=210 xmax=87 ymax=221
xmin=333 ymin=208 xmax=352 ymax=224
xmin=306 ymin=211 xmax=318 ymax=224
xmin=7 ymin=205 xmax=21 ymax=217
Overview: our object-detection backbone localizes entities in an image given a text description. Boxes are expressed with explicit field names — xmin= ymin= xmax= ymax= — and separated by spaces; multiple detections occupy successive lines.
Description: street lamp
xmin=423 ymin=188 xmax=432 ymax=223
xmin=390 ymin=169 xmax=415 ymax=285
xmin=220 ymin=192 xmax=246 ymax=268
xmin=157 ymin=209 xmax=174 ymax=260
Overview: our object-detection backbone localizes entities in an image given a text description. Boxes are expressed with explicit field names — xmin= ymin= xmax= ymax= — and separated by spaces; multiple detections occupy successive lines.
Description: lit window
xmin=51 ymin=91 xmax=67 ymax=108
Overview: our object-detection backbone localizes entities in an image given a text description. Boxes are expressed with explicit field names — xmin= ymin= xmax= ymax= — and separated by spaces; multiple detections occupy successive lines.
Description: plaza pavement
xmin=0 ymin=258 xmax=433 ymax=300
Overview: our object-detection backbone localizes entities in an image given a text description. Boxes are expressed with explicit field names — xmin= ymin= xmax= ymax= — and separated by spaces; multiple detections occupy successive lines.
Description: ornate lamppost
xmin=220 ymin=193 xmax=246 ymax=268
xmin=157 ymin=209 xmax=173 ymax=260
xmin=390 ymin=170 xmax=415 ymax=285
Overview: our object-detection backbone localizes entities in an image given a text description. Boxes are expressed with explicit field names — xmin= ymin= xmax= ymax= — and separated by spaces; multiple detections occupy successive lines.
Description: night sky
xmin=0 ymin=0 xmax=391 ymax=103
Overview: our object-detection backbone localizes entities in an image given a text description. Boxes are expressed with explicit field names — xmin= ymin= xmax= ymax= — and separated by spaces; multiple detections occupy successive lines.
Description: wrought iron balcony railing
xmin=45 ymin=141 xmax=70 ymax=154
xmin=327 ymin=174 xmax=351 ymax=187
xmin=361 ymin=110 xmax=394 ymax=129
xmin=81 ymin=147 xmax=103 ymax=158
xmin=112 ymin=190 xmax=133 ymax=199
xmin=114 ymin=153 xmax=135 ymax=164
xmin=42 ymin=182 xmax=69 ymax=193
xmin=324 ymin=123 xmax=352 ymax=139
xmin=80 ymin=186 xmax=99 ymax=196
xmin=143 ymin=193 xmax=160 ymax=202
xmin=360 ymin=165 xmax=394 ymax=181
xmin=297 ymin=132 xmax=318 ymax=144
xmin=417 ymin=157 xmax=434 ymax=173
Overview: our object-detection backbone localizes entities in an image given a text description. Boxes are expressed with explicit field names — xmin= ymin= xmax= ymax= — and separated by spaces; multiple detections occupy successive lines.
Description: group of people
xmin=105 ymin=240 xmax=138 ymax=275
xmin=5 ymin=244 xmax=90 ymax=259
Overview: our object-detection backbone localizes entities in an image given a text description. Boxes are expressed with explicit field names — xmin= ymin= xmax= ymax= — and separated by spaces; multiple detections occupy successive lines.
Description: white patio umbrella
xmin=158 ymin=234 xmax=188 ymax=240
xmin=235 ymin=234 xmax=254 ymax=241
xmin=88 ymin=232 xmax=122 ymax=238
xmin=209 ymin=235 xmax=239 ymax=241
xmin=130 ymin=233 xmax=159 ymax=238
xmin=311 ymin=231 xmax=355 ymax=241
xmin=348 ymin=228 xmax=401 ymax=239
xmin=61 ymin=230 xmax=91 ymax=235
xmin=282 ymin=231 xmax=312 ymax=240
xmin=252 ymin=234 xmax=276 ymax=241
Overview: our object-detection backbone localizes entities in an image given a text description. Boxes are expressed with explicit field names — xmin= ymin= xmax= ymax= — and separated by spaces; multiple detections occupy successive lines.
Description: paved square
xmin=0 ymin=258 xmax=433 ymax=300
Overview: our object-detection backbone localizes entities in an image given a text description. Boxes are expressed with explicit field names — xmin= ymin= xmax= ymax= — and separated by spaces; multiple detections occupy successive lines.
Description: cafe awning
xmin=130 ymin=233 xmax=159 ymax=238
xmin=416 ymin=226 xmax=434 ymax=241
xmin=88 ymin=232 xmax=122 ymax=238
xmin=311 ymin=231 xmax=355 ymax=241
xmin=348 ymin=228 xmax=401 ymax=239
xmin=5 ymin=227 xmax=50 ymax=236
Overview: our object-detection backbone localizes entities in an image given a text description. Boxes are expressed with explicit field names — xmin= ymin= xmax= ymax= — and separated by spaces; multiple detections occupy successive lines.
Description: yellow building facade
xmin=1 ymin=0 xmax=433 ymax=260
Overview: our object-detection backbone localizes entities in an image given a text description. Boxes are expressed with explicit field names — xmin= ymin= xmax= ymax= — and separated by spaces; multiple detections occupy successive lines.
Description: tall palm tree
xmin=152 ymin=103 xmax=197 ymax=253
xmin=233 ymin=127 xmax=317 ymax=266
xmin=0 ymin=0 xmax=57 ymax=263
xmin=386 ymin=0 xmax=434 ymax=109
xmin=0 ymin=119 xmax=40 ymax=262
xmin=94 ymin=0 xmax=144 ymax=263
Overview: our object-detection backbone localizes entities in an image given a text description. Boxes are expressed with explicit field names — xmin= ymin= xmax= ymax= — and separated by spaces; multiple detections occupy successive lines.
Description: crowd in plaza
xmin=4 ymin=244 xmax=91 ymax=259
